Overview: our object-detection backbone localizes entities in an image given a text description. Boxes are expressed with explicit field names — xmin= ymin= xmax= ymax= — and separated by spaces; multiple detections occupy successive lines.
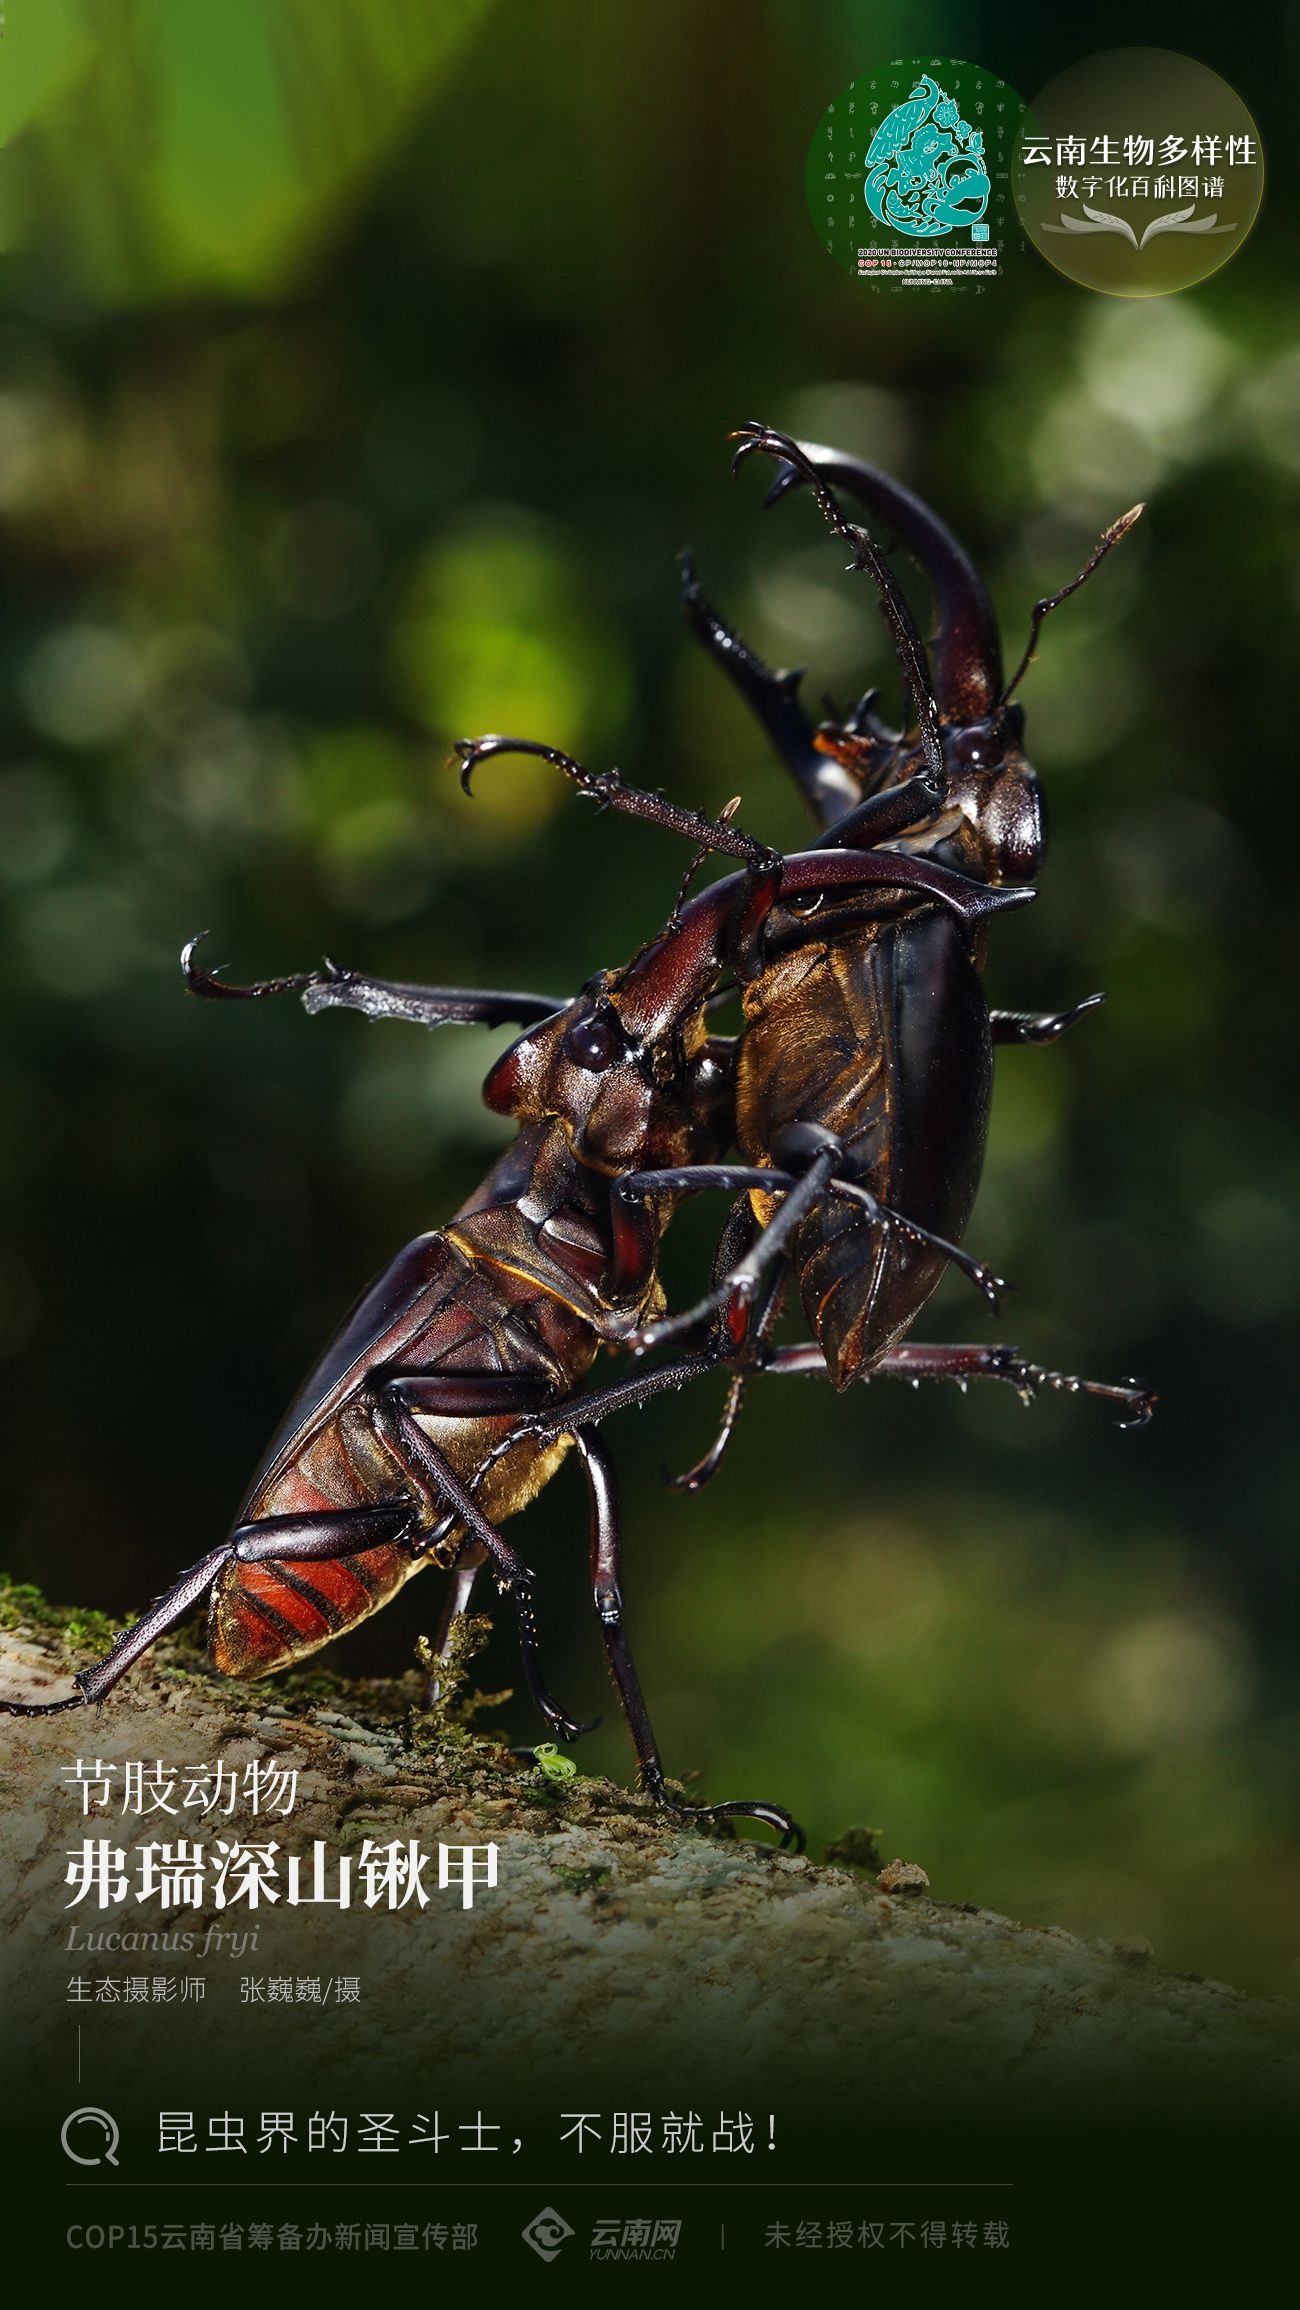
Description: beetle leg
xmin=678 ymin=549 xmax=856 ymax=828
xmin=454 ymin=735 xmax=781 ymax=876
xmin=573 ymin=1430 xmax=805 ymax=1850
xmin=381 ymin=1373 xmax=553 ymax=1420
xmin=0 ymin=1543 xmax=237 ymax=1716
xmin=749 ymin=433 xmax=1004 ymax=727
xmin=227 ymin=1504 xmax=418 ymax=1565
xmin=666 ymin=1205 xmax=789 ymax=1492
xmin=825 ymin=1177 xmax=1007 ymax=1308
xmin=424 ymin=1546 xmax=488 ymax=1707
xmin=809 ymin=770 xmax=947 ymax=851
xmin=623 ymin=1142 xmax=1008 ymax=1358
xmin=617 ymin=1161 xmax=819 ymax=1354
xmin=667 ymin=1369 xmax=749 ymax=1494
xmin=990 ymin=996 xmax=1104 ymax=1044
xmin=0 ymin=1504 xmax=415 ymax=1717
xmin=183 ymin=937 xmax=559 ymax=1032
xmin=373 ymin=1389 xmax=598 ymax=1742
xmin=758 ymin=1341 xmax=1157 ymax=1429
xmin=471 ymin=1356 xmax=719 ymax=1465
xmin=870 ymin=1342 xmax=1157 ymax=1428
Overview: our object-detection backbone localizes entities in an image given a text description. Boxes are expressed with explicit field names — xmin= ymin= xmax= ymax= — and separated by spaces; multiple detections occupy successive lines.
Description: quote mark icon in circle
xmin=61 ymin=2107 xmax=120 ymax=2167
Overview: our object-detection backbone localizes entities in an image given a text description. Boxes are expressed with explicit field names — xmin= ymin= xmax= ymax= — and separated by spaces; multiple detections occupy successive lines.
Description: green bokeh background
xmin=1 ymin=1 xmax=1295 ymax=1997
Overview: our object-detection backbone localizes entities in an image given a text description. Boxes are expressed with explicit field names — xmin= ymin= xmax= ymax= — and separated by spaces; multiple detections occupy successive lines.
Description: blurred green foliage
xmin=0 ymin=0 xmax=1295 ymax=1994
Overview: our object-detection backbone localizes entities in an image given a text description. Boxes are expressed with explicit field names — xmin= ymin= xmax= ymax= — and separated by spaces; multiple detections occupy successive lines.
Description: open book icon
xmin=1043 ymin=203 xmax=1237 ymax=250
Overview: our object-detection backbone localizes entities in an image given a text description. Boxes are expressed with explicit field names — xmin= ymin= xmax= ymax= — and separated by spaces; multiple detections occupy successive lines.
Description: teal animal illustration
xmin=864 ymin=75 xmax=990 ymax=239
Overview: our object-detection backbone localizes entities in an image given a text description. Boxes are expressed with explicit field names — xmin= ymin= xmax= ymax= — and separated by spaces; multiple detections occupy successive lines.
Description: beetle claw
xmin=546 ymin=1711 xmax=601 ymax=1742
xmin=652 ymin=1788 xmax=807 ymax=1853
xmin=181 ymin=931 xmax=316 ymax=1003
xmin=1117 ymin=1384 xmax=1157 ymax=1430
xmin=453 ymin=736 xmax=488 ymax=793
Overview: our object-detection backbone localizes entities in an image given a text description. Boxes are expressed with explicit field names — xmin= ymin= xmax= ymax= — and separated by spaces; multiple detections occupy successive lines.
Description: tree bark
xmin=3 ymin=1608 xmax=1296 ymax=2132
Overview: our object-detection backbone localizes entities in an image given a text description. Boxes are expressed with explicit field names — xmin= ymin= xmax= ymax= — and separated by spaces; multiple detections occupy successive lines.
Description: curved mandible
xmin=758 ymin=436 xmax=1004 ymax=723
xmin=732 ymin=423 xmax=945 ymax=785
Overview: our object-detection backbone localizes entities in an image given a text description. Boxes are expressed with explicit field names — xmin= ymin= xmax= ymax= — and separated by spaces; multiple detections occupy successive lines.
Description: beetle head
xmin=482 ymin=903 xmax=734 ymax=1174
xmin=813 ymin=698 xmax=1046 ymax=887
xmin=769 ymin=444 xmax=1134 ymax=890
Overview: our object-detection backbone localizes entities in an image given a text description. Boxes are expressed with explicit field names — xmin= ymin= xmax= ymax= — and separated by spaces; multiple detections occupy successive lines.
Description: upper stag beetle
xmin=1 ymin=663 xmax=1017 ymax=1848
xmin=468 ymin=426 xmax=1153 ymax=1489
xmin=633 ymin=426 xmax=1155 ymax=1461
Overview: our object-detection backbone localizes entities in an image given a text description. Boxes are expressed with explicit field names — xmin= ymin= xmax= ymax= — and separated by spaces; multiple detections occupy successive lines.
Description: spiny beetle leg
xmin=615 ymin=1162 xmax=810 ymax=1356
xmin=667 ymin=1211 xmax=789 ymax=1492
xmin=770 ymin=1125 xmax=1009 ymax=1306
xmin=0 ymin=1541 xmax=237 ymax=1715
xmin=809 ymin=769 xmax=948 ymax=853
xmin=463 ymin=1352 xmax=727 ymax=1532
xmin=0 ymin=1506 xmax=415 ymax=1717
xmin=665 ymin=1370 xmax=749 ymax=1495
xmin=760 ymin=1341 xmax=1157 ymax=1429
xmin=183 ymin=935 xmax=559 ymax=1033
xmin=826 ymin=1177 xmax=1008 ymax=1308
xmin=477 ymin=1355 xmax=719 ymax=1463
xmin=453 ymin=734 xmax=781 ymax=876
xmin=875 ymin=1342 xmax=1158 ymax=1429
xmin=573 ymin=1431 xmax=804 ymax=1851
xmin=990 ymin=995 xmax=1104 ymax=1045
xmin=376 ymin=1389 xmax=598 ymax=1741
xmin=623 ymin=1138 xmax=1008 ymax=1356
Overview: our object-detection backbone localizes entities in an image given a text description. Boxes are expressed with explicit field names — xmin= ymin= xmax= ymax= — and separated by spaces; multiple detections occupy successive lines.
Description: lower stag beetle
xmin=0 ymin=789 xmax=775 ymax=1825
xmin=3 ymin=422 xmax=1154 ymax=1855
xmin=2 ymin=700 xmax=1011 ymax=1848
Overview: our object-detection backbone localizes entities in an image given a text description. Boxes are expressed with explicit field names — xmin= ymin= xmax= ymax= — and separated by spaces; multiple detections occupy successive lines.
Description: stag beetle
xmin=625 ymin=428 xmax=1155 ymax=1461
xmin=470 ymin=426 xmax=1153 ymax=1492
xmin=3 ymin=677 xmax=1015 ymax=1845
xmin=3 ymin=426 xmax=1152 ymax=1853
xmin=0 ymin=785 xmax=765 ymax=1820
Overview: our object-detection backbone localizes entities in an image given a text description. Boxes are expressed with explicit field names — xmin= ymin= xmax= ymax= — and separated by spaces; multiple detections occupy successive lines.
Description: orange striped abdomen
xmin=209 ymin=1400 xmax=423 ymax=1677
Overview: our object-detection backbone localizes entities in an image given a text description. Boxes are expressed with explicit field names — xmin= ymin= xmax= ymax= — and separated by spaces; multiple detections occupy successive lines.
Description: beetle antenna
xmin=1001 ymin=505 xmax=1144 ymax=703
xmin=668 ymin=795 xmax=742 ymax=929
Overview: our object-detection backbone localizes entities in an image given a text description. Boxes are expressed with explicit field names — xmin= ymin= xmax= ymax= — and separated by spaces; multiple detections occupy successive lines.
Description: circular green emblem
xmin=806 ymin=58 xmax=1025 ymax=291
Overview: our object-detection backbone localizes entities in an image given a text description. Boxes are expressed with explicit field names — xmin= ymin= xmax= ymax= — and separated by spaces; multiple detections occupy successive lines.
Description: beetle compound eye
xmin=564 ymin=1011 xmax=624 ymax=1071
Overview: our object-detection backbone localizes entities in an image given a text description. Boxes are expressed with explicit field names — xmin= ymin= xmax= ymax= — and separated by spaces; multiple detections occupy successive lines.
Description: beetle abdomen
xmin=212 ymin=1198 xmax=605 ymax=1681
xmin=738 ymin=907 xmax=992 ymax=1385
xmin=210 ymin=1539 xmax=418 ymax=1678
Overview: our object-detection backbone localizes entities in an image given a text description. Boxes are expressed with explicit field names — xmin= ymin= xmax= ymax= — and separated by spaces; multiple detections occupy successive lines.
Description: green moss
xmin=0 ymin=1577 xmax=120 ymax=1654
xmin=552 ymin=1861 xmax=612 ymax=1892
xmin=826 ymin=1826 xmax=887 ymax=1873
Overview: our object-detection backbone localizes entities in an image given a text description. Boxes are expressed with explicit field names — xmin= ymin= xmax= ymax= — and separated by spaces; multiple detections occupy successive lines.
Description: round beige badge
xmin=1015 ymin=49 xmax=1263 ymax=297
